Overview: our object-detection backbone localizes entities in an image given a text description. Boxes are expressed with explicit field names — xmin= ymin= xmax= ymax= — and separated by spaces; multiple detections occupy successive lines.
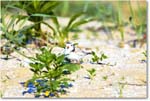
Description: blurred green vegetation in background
xmin=1 ymin=0 xmax=147 ymax=48
xmin=54 ymin=1 xmax=146 ymax=23
xmin=54 ymin=1 xmax=147 ymax=47
xmin=55 ymin=1 xmax=147 ymax=38
xmin=2 ymin=1 xmax=146 ymax=24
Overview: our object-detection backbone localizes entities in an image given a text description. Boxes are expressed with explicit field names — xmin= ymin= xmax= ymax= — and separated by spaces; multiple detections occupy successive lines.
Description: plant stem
xmin=117 ymin=2 xmax=124 ymax=42
xmin=34 ymin=23 xmax=41 ymax=35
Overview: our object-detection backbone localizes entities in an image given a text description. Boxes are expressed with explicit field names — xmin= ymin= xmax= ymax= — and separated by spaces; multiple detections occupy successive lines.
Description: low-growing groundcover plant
xmin=86 ymin=68 xmax=96 ymax=80
xmin=91 ymin=51 xmax=108 ymax=64
xmin=118 ymin=76 xmax=126 ymax=98
xmin=0 ymin=7 xmax=31 ymax=59
xmin=142 ymin=51 xmax=147 ymax=58
xmin=21 ymin=47 xmax=81 ymax=98
xmin=102 ymin=75 xmax=108 ymax=81
xmin=141 ymin=51 xmax=147 ymax=63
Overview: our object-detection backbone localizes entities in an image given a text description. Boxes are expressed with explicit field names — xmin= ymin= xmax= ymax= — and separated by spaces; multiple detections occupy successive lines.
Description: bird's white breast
xmin=66 ymin=52 xmax=81 ymax=61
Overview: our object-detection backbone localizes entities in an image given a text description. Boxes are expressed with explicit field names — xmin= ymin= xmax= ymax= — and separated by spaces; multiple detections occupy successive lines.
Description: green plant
xmin=102 ymin=76 xmax=108 ymax=81
xmin=91 ymin=51 xmax=99 ymax=63
xmin=118 ymin=82 xmax=125 ymax=98
xmin=5 ymin=1 xmax=92 ymax=47
xmin=0 ymin=7 xmax=32 ymax=59
xmin=118 ymin=76 xmax=126 ymax=98
xmin=51 ymin=12 xmax=93 ymax=47
xmin=0 ymin=7 xmax=28 ymax=45
xmin=8 ymin=1 xmax=59 ymax=39
xmin=0 ymin=91 xmax=3 ymax=98
xmin=100 ymin=53 xmax=108 ymax=61
xmin=116 ymin=2 xmax=125 ymax=43
xmin=91 ymin=51 xmax=108 ymax=64
xmin=141 ymin=51 xmax=147 ymax=63
xmin=54 ymin=1 xmax=96 ymax=17
xmin=87 ymin=68 xmax=96 ymax=80
xmin=142 ymin=51 xmax=147 ymax=57
xmin=129 ymin=1 xmax=146 ymax=40
xmin=22 ymin=47 xmax=80 ymax=97
xmin=95 ymin=3 xmax=115 ymax=40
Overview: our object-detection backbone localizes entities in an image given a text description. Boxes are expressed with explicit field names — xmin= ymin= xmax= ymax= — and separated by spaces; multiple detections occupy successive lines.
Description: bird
xmin=63 ymin=42 xmax=92 ymax=63
xmin=63 ymin=42 xmax=75 ymax=55
xmin=63 ymin=42 xmax=80 ymax=63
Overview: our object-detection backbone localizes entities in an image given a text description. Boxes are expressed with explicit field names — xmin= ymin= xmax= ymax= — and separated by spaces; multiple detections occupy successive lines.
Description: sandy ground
xmin=0 ymin=19 xmax=147 ymax=98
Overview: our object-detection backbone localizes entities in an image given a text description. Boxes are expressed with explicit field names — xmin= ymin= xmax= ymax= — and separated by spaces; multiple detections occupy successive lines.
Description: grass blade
xmin=40 ymin=1 xmax=59 ymax=13
xmin=30 ymin=13 xmax=57 ymax=18
xmin=67 ymin=12 xmax=84 ymax=28
xmin=69 ymin=18 xmax=93 ymax=30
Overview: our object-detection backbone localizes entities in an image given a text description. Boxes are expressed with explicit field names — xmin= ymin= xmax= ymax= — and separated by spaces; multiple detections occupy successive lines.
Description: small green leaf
xmin=87 ymin=68 xmax=96 ymax=80
xmin=56 ymin=55 xmax=65 ymax=64
xmin=142 ymin=51 xmax=147 ymax=57
xmin=62 ymin=64 xmax=80 ymax=72
xmin=51 ymin=12 xmax=60 ymax=30
xmin=30 ymin=62 xmax=44 ymax=71
xmin=30 ymin=13 xmax=56 ymax=18
xmin=69 ymin=18 xmax=93 ymax=30
xmin=102 ymin=76 xmax=108 ymax=80
xmin=40 ymin=2 xmax=59 ymax=13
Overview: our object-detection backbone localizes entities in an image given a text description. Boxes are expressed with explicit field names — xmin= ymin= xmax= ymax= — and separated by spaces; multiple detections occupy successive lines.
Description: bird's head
xmin=64 ymin=42 xmax=75 ymax=54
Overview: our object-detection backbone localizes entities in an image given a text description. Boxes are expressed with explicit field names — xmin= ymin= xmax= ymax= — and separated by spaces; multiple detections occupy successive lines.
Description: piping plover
xmin=63 ymin=42 xmax=92 ymax=63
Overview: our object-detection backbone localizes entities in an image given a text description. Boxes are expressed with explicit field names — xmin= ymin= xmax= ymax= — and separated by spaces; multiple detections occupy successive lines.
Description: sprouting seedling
xmin=142 ymin=51 xmax=147 ymax=58
xmin=118 ymin=76 xmax=126 ymax=98
xmin=91 ymin=51 xmax=100 ymax=63
xmin=102 ymin=75 xmax=108 ymax=81
xmin=91 ymin=51 xmax=108 ymax=64
xmin=141 ymin=51 xmax=147 ymax=63
xmin=118 ymin=82 xmax=125 ymax=98
xmin=0 ymin=91 xmax=3 ymax=98
xmin=100 ymin=53 xmax=108 ymax=61
xmin=87 ymin=68 xmax=96 ymax=80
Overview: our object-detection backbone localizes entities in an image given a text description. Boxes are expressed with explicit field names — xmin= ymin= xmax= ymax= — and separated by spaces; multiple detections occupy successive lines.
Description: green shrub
xmin=22 ymin=47 xmax=81 ymax=97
